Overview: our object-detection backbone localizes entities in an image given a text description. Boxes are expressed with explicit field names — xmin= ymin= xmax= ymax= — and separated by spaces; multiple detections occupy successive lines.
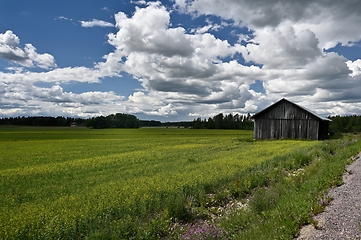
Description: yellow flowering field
xmin=0 ymin=127 xmax=319 ymax=238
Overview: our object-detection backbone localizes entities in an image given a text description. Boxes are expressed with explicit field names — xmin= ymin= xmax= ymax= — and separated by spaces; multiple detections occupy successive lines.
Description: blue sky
xmin=1 ymin=0 xmax=361 ymax=121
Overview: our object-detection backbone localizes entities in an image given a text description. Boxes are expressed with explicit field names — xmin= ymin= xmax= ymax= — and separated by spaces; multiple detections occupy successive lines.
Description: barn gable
xmin=252 ymin=98 xmax=330 ymax=140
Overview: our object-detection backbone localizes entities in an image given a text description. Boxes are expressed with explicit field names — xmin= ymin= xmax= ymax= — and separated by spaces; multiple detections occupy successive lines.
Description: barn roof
xmin=252 ymin=98 xmax=331 ymax=121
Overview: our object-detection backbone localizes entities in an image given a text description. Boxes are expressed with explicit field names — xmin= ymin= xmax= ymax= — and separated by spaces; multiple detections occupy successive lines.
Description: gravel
xmin=297 ymin=152 xmax=361 ymax=240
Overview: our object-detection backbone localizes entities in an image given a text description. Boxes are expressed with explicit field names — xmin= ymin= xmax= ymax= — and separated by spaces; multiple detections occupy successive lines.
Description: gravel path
xmin=297 ymin=152 xmax=361 ymax=240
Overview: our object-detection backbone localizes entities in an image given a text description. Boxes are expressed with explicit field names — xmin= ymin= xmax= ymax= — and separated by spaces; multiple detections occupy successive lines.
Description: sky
xmin=1 ymin=0 xmax=361 ymax=122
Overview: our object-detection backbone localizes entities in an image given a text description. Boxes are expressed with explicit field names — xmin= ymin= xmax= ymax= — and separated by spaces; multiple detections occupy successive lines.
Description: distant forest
xmin=85 ymin=113 xmax=140 ymax=129
xmin=0 ymin=114 xmax=189 ymax=129
xmin=141 ymin=120 xmax=193 ymax=128
xmin=0 ymin=116 xmax=86 ymax=127
xmin=328 ymin=115 xmax=361 ymax=133
xmin=0 ymin=114 xmax=140 ymax=129
xmin=192 ymin=114 xmax=361 ymax=133
xmin=1 ymin=114 xmax=361 ymax=133
xmin=192 ymin=113 xmax=254 ymax=130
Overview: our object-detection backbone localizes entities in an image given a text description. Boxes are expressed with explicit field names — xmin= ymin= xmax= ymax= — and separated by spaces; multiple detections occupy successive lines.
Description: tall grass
xmin=220 ymin=134 xmax=361 ymax=239
xmin=1 ymin=127 xmax=359 ymax=239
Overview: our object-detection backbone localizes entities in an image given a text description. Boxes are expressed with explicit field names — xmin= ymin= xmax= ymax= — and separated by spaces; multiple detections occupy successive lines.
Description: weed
xmin=250 ymin=186 xmax=280 ymax=213
xmin=181 ymin=222 xmax=230 ymax=240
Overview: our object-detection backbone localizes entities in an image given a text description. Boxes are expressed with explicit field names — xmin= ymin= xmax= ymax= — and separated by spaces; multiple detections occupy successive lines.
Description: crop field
xmin=1 ymin=127 xmax=360 ymax=239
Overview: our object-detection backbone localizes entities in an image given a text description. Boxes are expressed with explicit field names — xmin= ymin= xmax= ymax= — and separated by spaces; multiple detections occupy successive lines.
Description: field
xmin=1 ymin=127 xmax=361 ymax=239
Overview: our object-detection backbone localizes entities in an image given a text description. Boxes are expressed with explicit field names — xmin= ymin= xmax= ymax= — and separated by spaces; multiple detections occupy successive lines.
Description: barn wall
xmin=253 ymin=100 xmax=321 ymax=140
xmin=254 ymin=119 xmax=319 ymax=140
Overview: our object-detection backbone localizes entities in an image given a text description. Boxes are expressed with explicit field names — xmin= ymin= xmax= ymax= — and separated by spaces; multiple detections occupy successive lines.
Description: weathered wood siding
xmin=253 ymin=100 xmax=321 ymax=140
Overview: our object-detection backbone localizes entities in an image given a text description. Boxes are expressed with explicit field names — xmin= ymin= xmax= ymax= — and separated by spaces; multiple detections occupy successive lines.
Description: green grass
xmin=0 ymin=127 xmax=360 ymax=239
xmin=220 ymin=134 xmax=361 ymax=239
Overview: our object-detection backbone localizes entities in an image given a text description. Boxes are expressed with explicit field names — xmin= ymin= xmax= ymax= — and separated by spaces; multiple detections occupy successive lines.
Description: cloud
xmin=0 ymin=29 xmax=128 ymax=118
xmin=104 ymin=2 xmax=259 ymax=106
xmin=32 ymin=85 xmax=124 ymax=105
xmin=170 ymin=0 xmax=361 ymax=117
xmin=0 ymin=30 xmax=56 ymax=69
xmin=109 ymin=3 xmax=194 ymax=57
xmin=0 ymin=30 xmax=32 ymax=66
xmin=177 ymin=0 xmax=361 ymax=50
xmin=79 ymin=19 xmax=114 ymax=28
xmin=1 ymin=1 xmax=361 ymax=119
xmin=176 ymin=0 xmax=312 ymax=27
xmin=0 ymin=82 xmax=125 ymax=118
xmin=56 ymin=16 xmax=73 ymax=21
xmin=127 ymin=91 xmax=178 ymax=116
xmin=97 ymin=1 xmax=361 ymax=119
xmin=131 ymin=0 xmax=147 ymax=5
xmin=242 ymin=24 xmax=322 ymax=69
xmin=347 ymin=59 xmax=361 ymax=77
xmin=3 ymin=1 xmax=257 ymax=120
xmin=0 ymin=66 xmax=112 ymax=85
xmin=191 ymin=19 xmax=223 ymax=34
xmin=24 ymin=44 xmax=57 ymax=69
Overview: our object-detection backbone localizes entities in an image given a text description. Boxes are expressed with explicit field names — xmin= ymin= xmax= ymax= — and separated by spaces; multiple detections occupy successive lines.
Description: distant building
xmin=251 ymin=98 xmax=331 ymax=140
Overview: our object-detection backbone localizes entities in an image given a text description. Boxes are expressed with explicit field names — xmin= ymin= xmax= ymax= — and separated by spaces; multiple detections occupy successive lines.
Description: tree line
xmin=192 ymin=113 xmax=254 ymax=129
xmin=3 ymin=114 xmax=361 ymax=133
xmin=0 ymin=116 xmax=85 ymax=127
xmin=141 ymin=120 xmax=193 ymax=128
xmin=191 ymin=114 xmax=361 ymax=132
xmin=0 ymin=114 xmax=140 ymax=129
xmin=0 ymin=114 xmax=192 ymax=129
xmin=328 ymin=115 xmax=361 ymax=133
xmin=85 ymin=113 xmax=140 ymax=128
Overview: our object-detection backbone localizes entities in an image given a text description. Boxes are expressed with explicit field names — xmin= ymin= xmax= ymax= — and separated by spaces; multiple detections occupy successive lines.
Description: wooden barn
xmin=252 ymin=98 xmax=331 ymax=140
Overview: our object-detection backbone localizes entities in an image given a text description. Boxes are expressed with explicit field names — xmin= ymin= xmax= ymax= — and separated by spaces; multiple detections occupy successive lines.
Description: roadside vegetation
xmin=0 ymin=127 xmax=360 ymax=239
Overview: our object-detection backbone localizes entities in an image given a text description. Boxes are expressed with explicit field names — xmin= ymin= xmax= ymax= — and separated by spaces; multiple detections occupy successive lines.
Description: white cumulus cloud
xmin=80 ymin=19 xmax=114 ymax=28
xmin=0 ymin=30 xmax=56 ymax=69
